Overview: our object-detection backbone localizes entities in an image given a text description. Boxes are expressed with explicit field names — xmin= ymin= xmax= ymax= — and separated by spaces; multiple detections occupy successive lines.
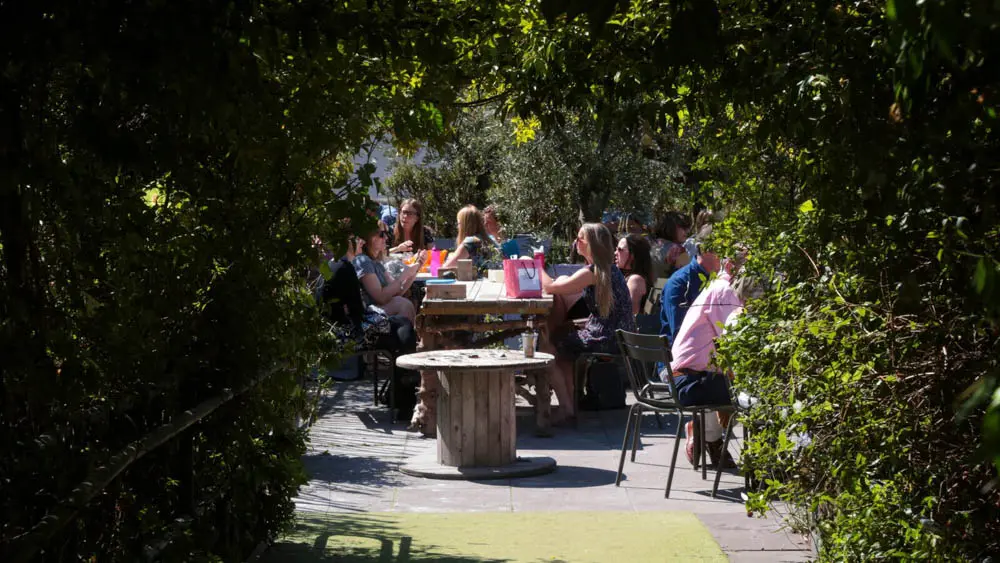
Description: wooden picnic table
xmin=397 ymin=349 xmax=556 ymax=479
xmin=410 ymin=279 xmax=555 ymax=438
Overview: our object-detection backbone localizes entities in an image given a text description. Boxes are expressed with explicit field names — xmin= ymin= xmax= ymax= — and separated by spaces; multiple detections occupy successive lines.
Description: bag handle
xmin=519 ymin=260 xmax=538 ymax=280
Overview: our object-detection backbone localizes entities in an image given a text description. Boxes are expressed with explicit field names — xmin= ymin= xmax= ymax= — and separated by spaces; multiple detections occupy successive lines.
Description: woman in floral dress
xmin=540 ymin=223 xmax=635 ymax=424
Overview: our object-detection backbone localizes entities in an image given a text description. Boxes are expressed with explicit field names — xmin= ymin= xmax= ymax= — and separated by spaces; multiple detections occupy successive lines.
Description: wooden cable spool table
xmin=396 ymin=348 xmax=557 ymax=479
xmin=410 ymin=279 xmax=555 ymax=438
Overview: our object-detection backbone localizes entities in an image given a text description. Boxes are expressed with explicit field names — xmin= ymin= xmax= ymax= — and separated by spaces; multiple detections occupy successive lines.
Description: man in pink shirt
xmin=663 ymin=264 xmax=752 ymax=468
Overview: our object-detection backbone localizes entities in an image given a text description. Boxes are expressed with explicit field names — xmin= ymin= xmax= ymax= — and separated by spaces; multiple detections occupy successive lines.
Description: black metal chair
xmin=614 ymin=329 xmax=738 ymax=498
xmin=360 ymin=349 xmax=395 ymax=407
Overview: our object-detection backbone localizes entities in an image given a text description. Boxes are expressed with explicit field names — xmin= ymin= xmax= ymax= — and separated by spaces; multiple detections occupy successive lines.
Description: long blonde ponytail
xmin=581 ymin=223 xmax=615 ymax=317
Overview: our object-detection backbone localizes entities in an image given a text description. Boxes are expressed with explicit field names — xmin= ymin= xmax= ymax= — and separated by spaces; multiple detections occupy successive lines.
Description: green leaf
xmin=973 ymin=257 xmax=987 ymax=293
xmin=799 ymin=199 xmax=815 ymax=213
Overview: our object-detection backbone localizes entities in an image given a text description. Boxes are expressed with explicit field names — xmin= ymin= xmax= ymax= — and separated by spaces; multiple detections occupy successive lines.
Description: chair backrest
xmin=642 ymin=277 xmax=669 ymax=315
xmin=614 ymin=329 xmax=678 ymax=401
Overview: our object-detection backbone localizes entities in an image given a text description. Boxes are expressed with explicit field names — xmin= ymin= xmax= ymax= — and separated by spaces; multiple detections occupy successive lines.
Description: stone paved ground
xmin=281 ymin=381 xmax=813 ymax=562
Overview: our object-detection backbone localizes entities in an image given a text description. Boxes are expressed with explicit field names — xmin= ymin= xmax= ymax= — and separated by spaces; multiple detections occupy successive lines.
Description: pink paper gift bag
xmin=503 ymin=257 xmax=543 ymax=298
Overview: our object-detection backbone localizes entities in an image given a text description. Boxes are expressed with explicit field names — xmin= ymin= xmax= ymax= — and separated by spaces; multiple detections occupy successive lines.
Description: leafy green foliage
xmin=0 ymin=0 xmax=514 ymax=560
xmin=535 ymin=0 xmax=1000 ymax=558
xmin=385 ymin=107 xmax=682 ymax=240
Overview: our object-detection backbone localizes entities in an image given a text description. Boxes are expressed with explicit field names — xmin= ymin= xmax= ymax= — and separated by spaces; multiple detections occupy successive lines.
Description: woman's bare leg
xmin=556 ymin=358 xmax=576 ymax=421
xmin=383 ymin=295 xmax=416 ymax=322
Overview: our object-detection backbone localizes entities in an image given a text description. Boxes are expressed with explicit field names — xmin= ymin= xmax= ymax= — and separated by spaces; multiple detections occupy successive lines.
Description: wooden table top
xmin=419 ymin=279 xmax=553 ymax=316
xmin=396 ymin=349 xmax=554 ymax=372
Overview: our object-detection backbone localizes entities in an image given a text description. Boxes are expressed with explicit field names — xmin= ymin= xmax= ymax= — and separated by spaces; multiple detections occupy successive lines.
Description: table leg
xmin=530 ymin=313 xmax=553 ymax=437
xmin=411 ymin=316 xmax=439 ymax=437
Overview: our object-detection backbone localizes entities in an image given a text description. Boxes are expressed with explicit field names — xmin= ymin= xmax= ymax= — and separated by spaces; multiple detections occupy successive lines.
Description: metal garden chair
xmin=613 ymin=329 xmax=738 ymax=498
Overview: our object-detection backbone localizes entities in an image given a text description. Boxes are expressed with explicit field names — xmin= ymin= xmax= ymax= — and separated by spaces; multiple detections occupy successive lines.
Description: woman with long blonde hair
xmin=443 ymin=205 xmax=496 ymax=270
xmin=540 ymin=222 xmax=635 ymax=423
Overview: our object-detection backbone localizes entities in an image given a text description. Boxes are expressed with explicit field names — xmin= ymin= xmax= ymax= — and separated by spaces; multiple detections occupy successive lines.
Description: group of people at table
xmin=320 ymin=199 xmax=756 ymax=470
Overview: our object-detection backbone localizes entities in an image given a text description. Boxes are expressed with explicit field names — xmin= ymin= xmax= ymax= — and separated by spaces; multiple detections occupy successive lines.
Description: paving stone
xmin=726 ymin=550 xmax=815 ymax=562
xmin=392 ymin=484 xmax=513 ymax=513
xmin=293 ymin=481 xmax=330 ymax=513
xmin=697 ymin=512 xmax=811 ymax=552
xmin=289 ymin=381 xmax=812 ymax=561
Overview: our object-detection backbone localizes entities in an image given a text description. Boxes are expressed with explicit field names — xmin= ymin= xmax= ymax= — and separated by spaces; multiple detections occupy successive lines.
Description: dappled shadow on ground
xmin=303 ymin=453 xmax=408 ymax=491
xmin=263 ymin=514 xmax=511 ymax=563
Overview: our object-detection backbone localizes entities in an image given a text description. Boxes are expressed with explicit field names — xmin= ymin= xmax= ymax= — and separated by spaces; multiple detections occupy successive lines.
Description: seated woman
xmin=540 ymin=223 xmax=636 ymax=423
xmin=353 ymin=222 xmax=426 ymax=322
xmin=443 ymin=205 xmax=499 ymax=272
xmin=650 ymin=211 xmax=691 ymax=279
xmin=615 ymin=234 xmax=654 ymax=315
xmin=322 ymin=236 xmax=417 ymax=356
xmin=389 ymin=198 xmax=435 ymax=254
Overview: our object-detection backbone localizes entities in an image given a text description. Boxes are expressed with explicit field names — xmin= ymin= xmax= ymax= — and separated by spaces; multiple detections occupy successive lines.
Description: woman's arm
xmin=627 ymin=275 xmax=647 ymax=315
xmin=389 ymin=240 xmax=413 ymax=254
xmin=442 ymin=244 xmax=469 ymax=268
xmin=359 ymin=272 xmax=407 ymax=306
xmin=543 ymin=266 xmax=594 ymax=295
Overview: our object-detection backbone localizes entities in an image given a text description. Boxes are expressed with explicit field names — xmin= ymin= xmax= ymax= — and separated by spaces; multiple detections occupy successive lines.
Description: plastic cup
xmin=522 ymin=332 xmax=536 ymax=358
xmin=429 ymin=249 xmax=441 ymax=277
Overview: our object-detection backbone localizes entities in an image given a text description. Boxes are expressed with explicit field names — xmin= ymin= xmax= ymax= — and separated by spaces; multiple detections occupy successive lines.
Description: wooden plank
xmin=461 ymin=371 xmax=477 ymax=467
xmin=487 ymin=370 xmax=502 ymax=466
xmin=499 ymin=369 xmax=514 ymax=464
xmin=532 ymin=369 xmax=551 ymax=437
xmin=474 ymin=372 xmax=490 ymax=465
xmin=437 ymin=371 xmax=451 ymax=464
xmin=420 ymin=304 xmax=552 ymax=316
xmin=423 ymin=319 xmax=531 ymax=334
xmin=448 ymin=373 xmax=464 ymax=467
xmin=465 ymin=280 xmax=483 ymax=301
xmin=474 ymin=281 xmax=503 ymax=302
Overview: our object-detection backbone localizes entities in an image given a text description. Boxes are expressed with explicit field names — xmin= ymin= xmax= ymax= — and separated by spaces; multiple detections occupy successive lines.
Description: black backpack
xmin=578 ymin=356 xmax=627 ymax=411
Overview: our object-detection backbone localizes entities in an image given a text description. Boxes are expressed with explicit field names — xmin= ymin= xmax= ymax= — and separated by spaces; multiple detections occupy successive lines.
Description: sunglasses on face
xmin=378 ymin=231 xmax=389 ymax=239
xmin=400 ymin=210 xmax=418 ymax=217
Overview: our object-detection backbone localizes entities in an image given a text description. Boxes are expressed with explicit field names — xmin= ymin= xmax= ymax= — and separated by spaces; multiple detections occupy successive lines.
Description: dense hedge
xmin=0 ymin=1 xmax=512 ymax=559
xmin=525 ymin=0 xmax=1000 ymax=558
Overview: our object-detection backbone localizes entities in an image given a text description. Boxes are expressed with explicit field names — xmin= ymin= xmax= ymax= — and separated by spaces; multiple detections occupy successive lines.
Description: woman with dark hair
xmin=540 ymin=223 xmax=635 ymax=423
xmin=615 ymin=234 xmax=653 ymax=315
xmin=322 ymin=236 xmax=417 ymax=356
xmin=483 ymin=203 xmax=504 ymax=247
xmin=650 ymin=211 xmax=690 ymax=279
xmin=354 ymin=221 xmax=426 ymax=322
xmin=389 ymin=198 xmax=435 ymax=253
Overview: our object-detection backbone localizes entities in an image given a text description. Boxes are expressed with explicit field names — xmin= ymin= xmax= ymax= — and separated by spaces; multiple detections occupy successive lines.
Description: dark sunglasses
xmin=378 ymin=231 xmax=389 ymax=239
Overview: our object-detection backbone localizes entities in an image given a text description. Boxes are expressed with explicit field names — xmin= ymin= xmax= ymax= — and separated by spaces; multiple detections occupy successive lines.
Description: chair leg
xmin=616 ymin=403 xmax=639 ymax=486
xmin=654 ymin=412 xmax=663 ymax=430
xmin=366 ymin=352 xmax=378 ymax=406
xmin=713 ymin=412 xmax=737 ymax=498
xmin=629 ymin=404 xmax=643 ymax=461
xmin=700 ymin=411 xmax=708 ymax=480
xmin=665 ymin=409 xmax=683 ymax=498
